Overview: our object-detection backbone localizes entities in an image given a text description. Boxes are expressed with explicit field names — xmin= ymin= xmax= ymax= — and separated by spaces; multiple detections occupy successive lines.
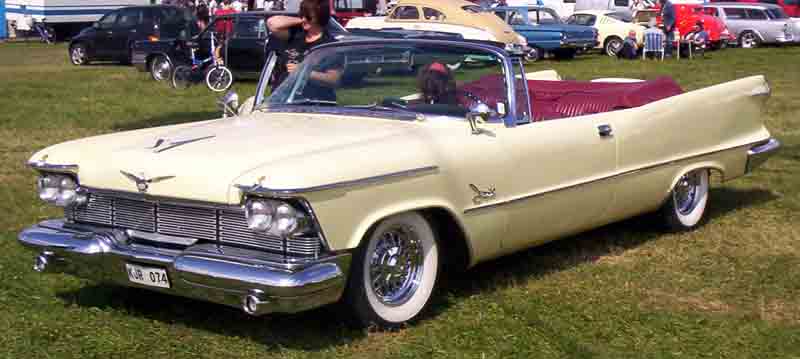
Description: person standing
xmin=660 ymin=0 xmax=676 ymax=57
xmin=267 ymin=0 xmax=341 ymax=98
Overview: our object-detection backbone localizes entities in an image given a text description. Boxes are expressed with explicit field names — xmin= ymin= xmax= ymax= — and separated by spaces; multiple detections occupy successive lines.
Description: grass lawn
xmin=0 ymin=42 xmax=798 ymax=358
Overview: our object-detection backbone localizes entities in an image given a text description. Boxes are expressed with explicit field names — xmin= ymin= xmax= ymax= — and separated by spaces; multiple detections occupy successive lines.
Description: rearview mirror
xmin=218 ymin=91 xmax=239 ymax=118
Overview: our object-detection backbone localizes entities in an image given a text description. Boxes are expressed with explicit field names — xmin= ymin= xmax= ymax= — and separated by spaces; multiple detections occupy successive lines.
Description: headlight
xmin=36 ymin=173 xmax=86 ymax=207
xmin=245 ymin=198 xmax=309 ymax=237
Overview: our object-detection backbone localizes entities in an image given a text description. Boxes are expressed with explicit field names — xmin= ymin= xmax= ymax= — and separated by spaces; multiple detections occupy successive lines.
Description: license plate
xmin=125 ymin=263 xmax=171 ymax=289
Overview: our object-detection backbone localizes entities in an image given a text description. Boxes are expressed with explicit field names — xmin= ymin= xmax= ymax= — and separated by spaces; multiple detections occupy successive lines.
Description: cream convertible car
xmin=19 ymin=40 xmax=779 ymax=328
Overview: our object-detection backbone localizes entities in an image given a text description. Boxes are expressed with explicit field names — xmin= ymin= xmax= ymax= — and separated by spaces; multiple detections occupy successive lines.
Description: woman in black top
xmin=267 ymin=0 xmax=341 ymax=101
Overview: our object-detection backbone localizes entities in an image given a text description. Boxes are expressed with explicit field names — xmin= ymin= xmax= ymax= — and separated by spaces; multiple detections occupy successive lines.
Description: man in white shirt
xmin=232 ymin=0 xmax=244 ymax=12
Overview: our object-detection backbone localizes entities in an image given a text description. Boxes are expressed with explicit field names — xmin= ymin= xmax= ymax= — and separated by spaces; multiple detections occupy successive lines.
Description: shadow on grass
xmin=54 ymin=187 xmax=776 ymax=349
xmin=112 ymin=111 xmax=220 ymax=131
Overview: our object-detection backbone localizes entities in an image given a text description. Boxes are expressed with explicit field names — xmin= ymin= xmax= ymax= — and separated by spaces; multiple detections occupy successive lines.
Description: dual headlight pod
xmin=37 ymin=173 xmax=87 ymax=207
xmin=244 ymin=198 xmax=310 ymax=237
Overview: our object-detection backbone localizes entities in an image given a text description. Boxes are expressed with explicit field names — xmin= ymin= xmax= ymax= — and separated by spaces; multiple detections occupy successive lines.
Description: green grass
xmin=1 ymin=42 xmax=798 ymax=358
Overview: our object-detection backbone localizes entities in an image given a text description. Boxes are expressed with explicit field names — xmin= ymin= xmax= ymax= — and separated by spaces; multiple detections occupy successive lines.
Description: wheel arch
xmin=665 ymin=162 xmax=725 ymax=198
xmin=346 ymin=202 xmax=473 ymax=272
xmin=740 ymin=28 xmax=765 ymax=42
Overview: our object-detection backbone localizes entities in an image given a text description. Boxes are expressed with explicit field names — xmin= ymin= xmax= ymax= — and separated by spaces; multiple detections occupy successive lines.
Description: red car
xmin=650 ymin=2 xmax=735 ymax=49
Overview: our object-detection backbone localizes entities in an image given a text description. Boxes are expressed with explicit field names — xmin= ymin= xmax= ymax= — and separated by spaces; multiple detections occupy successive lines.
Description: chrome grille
xmin=66 ymin=191 xmax=322 ymax=258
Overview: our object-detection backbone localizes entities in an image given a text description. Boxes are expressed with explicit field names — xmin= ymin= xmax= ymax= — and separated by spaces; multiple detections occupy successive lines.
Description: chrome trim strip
xmin=464 ymin=140 xmax=764 ymax=214
xmin=746 ymin=137 xmax=780 ymax=173
xmin=126 ymin=229 xmax=199 ymax=247
xmin=27 ymin=161 xmax=79 ymax=174
xmin=236 ymin=165 xmax=439 ymax=196
xmin=80 ymin=187 xmax=242 ymax=210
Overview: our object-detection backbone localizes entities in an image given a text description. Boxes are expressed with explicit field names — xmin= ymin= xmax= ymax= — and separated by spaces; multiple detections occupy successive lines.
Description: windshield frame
xmin=255 ymin=39 xmax=523 ymax=128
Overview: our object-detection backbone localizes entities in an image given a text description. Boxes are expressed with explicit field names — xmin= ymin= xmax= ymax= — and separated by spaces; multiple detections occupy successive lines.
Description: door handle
xmin=598 ymin=124 xmax=613 ymax=137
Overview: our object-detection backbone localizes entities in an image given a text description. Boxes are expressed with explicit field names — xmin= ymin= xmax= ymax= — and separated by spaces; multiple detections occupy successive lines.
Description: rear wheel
xmin=605 ymin=36 xmax=623 ymax=57
xmin=659 ymin=169 xmax=710 ymax=232
xmin=171 ymin=65 xmax=193 ymax=89
xmin=205 ymin=66 xmax=233 ymax=92
xmin=344 ymin=212 xmax=440 ymax=329
xmin=150 ymin=55 xmax=172 ymax=82
xmin=69 ymin=43 xmax=89 ymax=65
xmin=739 ymin=31 xmax=760 ymax=49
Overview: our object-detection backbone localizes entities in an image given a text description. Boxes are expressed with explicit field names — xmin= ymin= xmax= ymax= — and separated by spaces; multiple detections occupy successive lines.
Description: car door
xmin=721 ymin=7 xmax=747 ymax=37
xmin=93 ymin=11 xmax=120 ymax=58
xmin=227 ymin=16 xmax=268 ymax=73
xmin=746 ymin=8 xmax=780 ymax=41
xmin=109 ymin=7 xmax=143 ymax=59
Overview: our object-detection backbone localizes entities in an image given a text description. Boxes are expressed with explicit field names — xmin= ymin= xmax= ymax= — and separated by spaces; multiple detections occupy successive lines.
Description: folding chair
xmin=642 ymin=31 xmax=665 ymax=60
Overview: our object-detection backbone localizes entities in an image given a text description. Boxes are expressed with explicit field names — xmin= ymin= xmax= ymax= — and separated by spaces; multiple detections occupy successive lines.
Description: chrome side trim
xmin=236 ymin=165 xmax=439 ymax=196
xmin=27 ymin=160 xmax=79 ymax=174
xmin=464 ymin=140 xmax=764 ymax=214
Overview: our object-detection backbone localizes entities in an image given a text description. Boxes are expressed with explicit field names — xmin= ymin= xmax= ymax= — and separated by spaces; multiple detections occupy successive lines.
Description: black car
xmin=69 ymin=5 xmax=198 ymax=66
xmin=133 ymin=11 xmax=352 ymax=82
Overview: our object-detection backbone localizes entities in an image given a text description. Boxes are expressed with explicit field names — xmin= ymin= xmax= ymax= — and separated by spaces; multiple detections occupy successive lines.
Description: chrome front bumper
xmin=746 ymin=138 xmax=781 ymax=173
xmin=18 ymin=220 xmax=351 ymax=316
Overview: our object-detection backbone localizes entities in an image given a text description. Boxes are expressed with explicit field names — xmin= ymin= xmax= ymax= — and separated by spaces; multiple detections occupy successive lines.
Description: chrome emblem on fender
xmin=469 ymin=184 xmax=496 ymax=204
xmin=120 ymin=171 xmax=175 ymax=193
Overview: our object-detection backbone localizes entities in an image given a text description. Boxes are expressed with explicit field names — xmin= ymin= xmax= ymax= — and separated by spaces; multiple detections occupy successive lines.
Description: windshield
xmin=263 ymin=43 xmax=512 ymax=122
xmin=607 ymin=11 xmax=633 ymax=22
xmin=766 ymin=8 xmax=789 ymax=18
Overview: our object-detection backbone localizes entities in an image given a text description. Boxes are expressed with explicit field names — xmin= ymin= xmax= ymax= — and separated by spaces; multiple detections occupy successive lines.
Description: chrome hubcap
xmin=674 ymin=172 xmax=700 ymax=215
xmin=369 ymin=225 xmax=423 ymax=306
xmin=607 ymin=40 xmax=621 ymax=56
xmin=742 ymin=34 xmax=755 ymax=48
xmin=153 ymin=58 xmax=170 ymax=80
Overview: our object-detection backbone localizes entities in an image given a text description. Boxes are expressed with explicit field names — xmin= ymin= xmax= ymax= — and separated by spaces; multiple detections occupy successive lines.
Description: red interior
xmin=458 ymin=75 xmax=684 ymax=122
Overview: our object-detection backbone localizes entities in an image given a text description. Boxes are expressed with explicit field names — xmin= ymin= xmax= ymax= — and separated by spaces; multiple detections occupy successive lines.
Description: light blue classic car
xmin=493 ymin=6 xmax=598 ymax=61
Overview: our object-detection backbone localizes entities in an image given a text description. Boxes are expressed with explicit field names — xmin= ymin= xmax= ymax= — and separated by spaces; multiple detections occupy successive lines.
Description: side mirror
xmin=218 ymin=91 xmax=239 ymax=118
xmin=466 ymin=103 xmax=491 ymax=135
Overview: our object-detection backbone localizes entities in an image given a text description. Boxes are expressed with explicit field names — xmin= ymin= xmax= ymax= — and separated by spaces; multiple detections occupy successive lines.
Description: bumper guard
xmin=746 ymin=138 xmax=781 ymax=173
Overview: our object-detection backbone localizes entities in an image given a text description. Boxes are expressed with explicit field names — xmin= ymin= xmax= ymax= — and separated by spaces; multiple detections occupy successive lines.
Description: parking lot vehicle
xmin=567 ymin=10 xmax=645 ymax=56
xmin=493 ymin=6 xmax=598 ymax=61
xmin=703 ymin=2 xmax=800 ymax=47
xmin=5 ymin=0 xmax=152 ymax=40
xmin=69 ymin=5 xmax=198 ymax=66
xmin=345 ymin=0 xmax=528 ymax=52
xmin=18 ymin=39 xmax=779 ymax=328
xmin=710 ymin=0 xmax=800 ymax=18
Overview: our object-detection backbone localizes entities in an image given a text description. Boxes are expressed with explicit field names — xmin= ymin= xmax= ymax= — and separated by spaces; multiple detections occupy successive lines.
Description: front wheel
xmin=659 ymin=169 xmax=710 ymax=232
xmin=69 ymin=43 xmax=89 ymax=65
xmin=171 ymin=65 xmax=193 ymax=90
xmin=739 ymin=31 xmax=760 ymax=49
xmin=524 ymin=47 xmax=543 ymax=63
xmin=344 ymin=212 xmax=439 ymax=329
xmin=205 ymin=66 xmax=233 ymax=92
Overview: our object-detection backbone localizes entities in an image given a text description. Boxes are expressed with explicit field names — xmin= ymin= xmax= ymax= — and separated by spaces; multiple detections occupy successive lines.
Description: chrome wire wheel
xmin=673 ymin=172 xmax=701 ymax=215
xmin=368 ymin=225 xmax=424 ymax=306
xmin=70 ymin=44 xmax=87 ymax=65
xmin=661 ymin=169 xmax=710 ymax=231
xmin=347 ymin=212 xmax=439 ymax=328
xmin=150 ymin=56 xmax=172 ymax=82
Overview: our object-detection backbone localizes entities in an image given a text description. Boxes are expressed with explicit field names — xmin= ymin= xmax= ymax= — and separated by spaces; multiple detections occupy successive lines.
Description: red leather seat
xmin=457 ymin=75 xmax=684 ymax=121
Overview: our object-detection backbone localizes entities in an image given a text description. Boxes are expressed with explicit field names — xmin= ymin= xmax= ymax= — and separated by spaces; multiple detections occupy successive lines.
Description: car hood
xmin=31 ymin=112 xmax=436 ymax=204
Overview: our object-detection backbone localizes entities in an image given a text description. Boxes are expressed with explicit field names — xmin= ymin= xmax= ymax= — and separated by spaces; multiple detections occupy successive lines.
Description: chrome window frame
xmin=253 ymin=39 xmax=521 ymax=128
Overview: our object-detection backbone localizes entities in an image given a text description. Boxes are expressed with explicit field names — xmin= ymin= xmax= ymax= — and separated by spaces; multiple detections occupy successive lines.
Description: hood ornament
xmin=147 ymin=135 xmax=215 ymax=153
xmin=120 ymin=171 xmax=175 ymax=193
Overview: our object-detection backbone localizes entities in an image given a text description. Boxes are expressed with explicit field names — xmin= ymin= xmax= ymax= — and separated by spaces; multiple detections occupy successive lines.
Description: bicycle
xmin=15 ymin=17 xmax=55 ymax=44
xmin=170 ymin=31 xmax=233 ymax=92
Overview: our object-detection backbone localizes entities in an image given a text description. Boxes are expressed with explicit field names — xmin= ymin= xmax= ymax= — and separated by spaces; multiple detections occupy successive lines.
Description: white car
xmin=567 ymin=10 xmax=646 ymax=56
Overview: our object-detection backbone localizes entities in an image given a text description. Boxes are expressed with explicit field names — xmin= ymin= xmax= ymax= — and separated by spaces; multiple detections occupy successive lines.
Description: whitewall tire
xmin=345 ymin=212 xmax=439 ymax=328
xmin=660 ymin=169 xmax=710 ymax=231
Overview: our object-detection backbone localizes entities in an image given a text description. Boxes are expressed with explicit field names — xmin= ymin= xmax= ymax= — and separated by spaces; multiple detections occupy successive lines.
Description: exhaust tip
xmin=34 ymin=253 xmax=50 ymax=273
xmin=242 ymin=292 xmax=268 ymax=316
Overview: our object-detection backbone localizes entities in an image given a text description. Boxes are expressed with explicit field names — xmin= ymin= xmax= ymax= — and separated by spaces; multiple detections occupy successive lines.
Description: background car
xmin=703 ymin=3 xmax=800 ymax=48
xmin=710 ymin=0 xmax=800 ymax=18
xmin=69 ymin=5 xmax=198 ymax=66
xmin=567 ymin=10 xmax=645 ymax=56
xmin=494 ymin=6 xmax=598 ymax=61
xmin=345 ymin=0 xmax=528 ymax=52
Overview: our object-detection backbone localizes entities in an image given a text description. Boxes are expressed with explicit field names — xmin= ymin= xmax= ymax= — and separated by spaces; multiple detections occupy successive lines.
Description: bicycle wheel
xmin=171 ymin=65 xmax=193 ymax=90
xmin=205 ymin=66 xmax=233 ymax=92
